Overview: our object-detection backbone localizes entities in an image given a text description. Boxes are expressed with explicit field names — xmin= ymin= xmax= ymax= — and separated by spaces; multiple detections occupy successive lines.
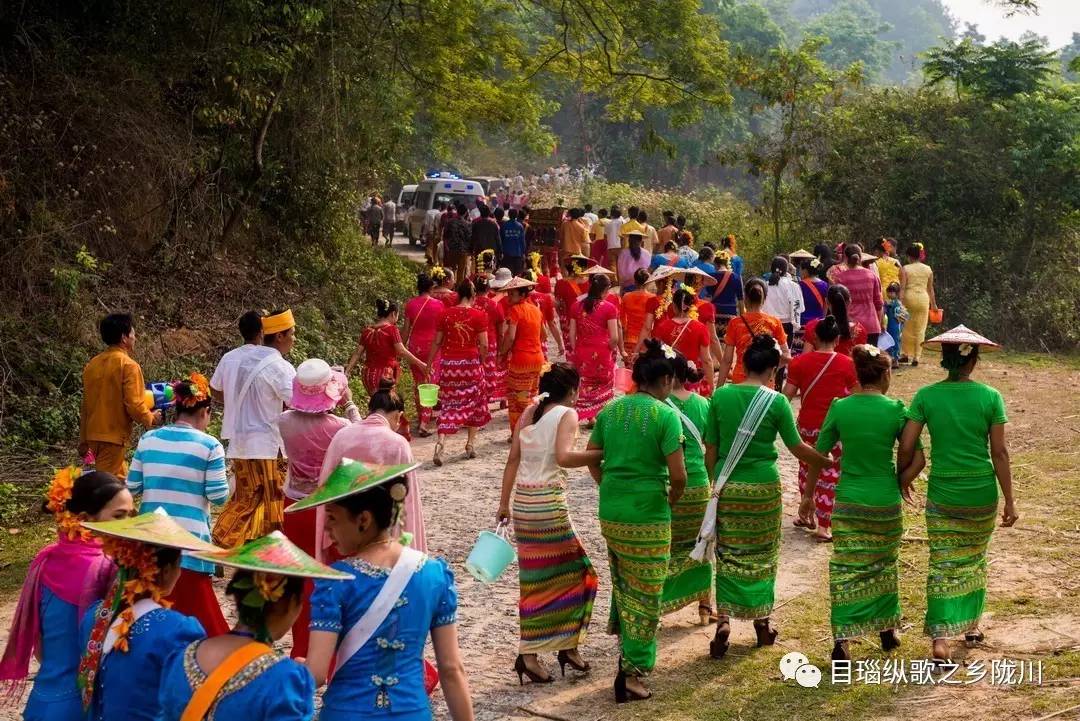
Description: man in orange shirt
xmin=79 ymin=313 xmax=160 ymax=478
xmin=560 ymin=207 xmax=590 ymax=267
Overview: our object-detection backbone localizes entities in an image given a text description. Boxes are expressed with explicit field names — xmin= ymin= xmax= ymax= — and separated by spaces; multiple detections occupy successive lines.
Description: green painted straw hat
xmin=81 ymin=507 xmax=222 ymax=552
xmin=189 ymin=531 xmax=353 ymax=580
xmin=284 ymin=458 xmax=419 ymax=514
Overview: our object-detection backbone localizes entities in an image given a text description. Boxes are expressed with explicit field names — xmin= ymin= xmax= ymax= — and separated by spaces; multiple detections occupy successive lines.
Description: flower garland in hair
xmin=859 ymin=343 xmax=881 ymax=357
xmin=173 ymin=372 xmax=210 ymax=409
xmin=47 ymin=464 xmax=92 ymax=542
xmin=77 ymin=537 xmax=170 ymax=709
xmin=655 ymin=280 xmax=674 ymax=319
xmin=229 ymin=572 xmax=289 ymax=644
xmin=475 ymin=249 xmax=495 ymax=273
xmin=430 ymin=265 xmax=448 ymax=283
xmin=687 ymin=302 xmax=699 ymax=321
xmin=957 ymin=343 xmax=974 ymax=358
xmin=528 ymin=252 xmax=542 ymax=277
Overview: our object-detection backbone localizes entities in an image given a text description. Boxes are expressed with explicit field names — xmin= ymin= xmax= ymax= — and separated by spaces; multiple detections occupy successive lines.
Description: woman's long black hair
xmin=826 ymin=284 xmax=852 ymax=339
xmin=530 ymin=362 xmax=580 ymax=426
xmin=583 ymin=274 xmax=611 ymax=314
xmin=633 ymin=339 xmax=675 ymax=387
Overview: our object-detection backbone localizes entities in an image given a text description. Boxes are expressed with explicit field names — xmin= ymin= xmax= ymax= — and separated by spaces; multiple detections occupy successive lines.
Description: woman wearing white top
xmin=497 ymin=363 xmax=603 ymax=685
xmin=762 ymin=256 xmax=805 ymax=387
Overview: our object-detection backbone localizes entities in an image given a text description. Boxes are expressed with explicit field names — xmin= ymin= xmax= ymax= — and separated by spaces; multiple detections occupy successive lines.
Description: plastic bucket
xmin=614 ymin=367 xmax=634 ymax=394
xmin=417 ymin=383 xmax=440 ymax=408
xmin=928 ymin=308 xmax=944 ymax=324
xmin=465 ymin=526 xmax=516 ymax=584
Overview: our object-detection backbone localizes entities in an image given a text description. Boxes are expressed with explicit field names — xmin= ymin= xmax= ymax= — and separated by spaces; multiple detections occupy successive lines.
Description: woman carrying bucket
xmin=496 ymin=363 xmax=602 ymax=685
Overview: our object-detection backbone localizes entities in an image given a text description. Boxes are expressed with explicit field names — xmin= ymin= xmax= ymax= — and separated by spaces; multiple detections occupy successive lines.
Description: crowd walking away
xmin=0 ymin=203 xmax=1021 ymax=716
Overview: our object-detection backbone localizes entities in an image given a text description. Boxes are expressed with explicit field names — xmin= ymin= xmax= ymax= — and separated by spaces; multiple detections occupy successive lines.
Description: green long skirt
xmin=714 ymin=479 xmax=782 ymax=619
xmin=660 ymin=474 xmax=713 ymax=615
xmin=829 ymin=474 xmax=903 ymax=639
xmin=600 ymin=485 xmax=671 ymax=676
xmin=925 ymin=473 xmax=998 ymax=638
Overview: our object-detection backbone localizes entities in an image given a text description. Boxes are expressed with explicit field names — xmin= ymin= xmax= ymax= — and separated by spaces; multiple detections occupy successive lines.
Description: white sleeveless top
xmin=516 ymin=405 xmax=573 ymax=489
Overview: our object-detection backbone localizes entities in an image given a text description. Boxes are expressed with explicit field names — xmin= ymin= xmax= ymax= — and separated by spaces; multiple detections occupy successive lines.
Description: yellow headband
xmin=261 ymin=309 xmax=295 ymax=335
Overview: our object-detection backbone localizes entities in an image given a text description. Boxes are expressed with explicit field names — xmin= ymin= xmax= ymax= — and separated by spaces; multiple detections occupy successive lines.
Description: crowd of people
xmin=0 ymin=200 xmax=1018 ymax=717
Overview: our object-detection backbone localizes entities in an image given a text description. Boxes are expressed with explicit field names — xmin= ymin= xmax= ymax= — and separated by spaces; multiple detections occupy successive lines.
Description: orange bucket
xmin=928 ymin=308 xmax=944 ymax=324
xmin=614 ymin=367 xmax=634 ymax=393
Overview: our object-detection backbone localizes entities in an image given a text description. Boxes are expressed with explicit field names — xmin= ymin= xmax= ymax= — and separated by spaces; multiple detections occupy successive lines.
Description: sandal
xmin=465 ymin=442 xmax=476 ymax=460
xmin=433 ymin=441 xmax=444 ymax=467
xmin=514 ymin=655 xmax=554 ymax=685
xmin=614 ymin=669 xmax=651 ymax=703
xmin=793 ymin=516 xmax=816 ymax=530
xmin=964 ymin=630 xmax=985 ymax=648
xmin=416 ymin=427 xmax=433 ymax=438
xmin=753 ymin=618 xmax=778 ymax=647
xmin=710 ymin=619 xmax=731 ymax=659
xmin=881 ymin=629 xmax=902 ymax=652
xmin=698 ymin=604 xmax=718 ymax=626
xmin=831 ymin=640 xmax=851 ymax=662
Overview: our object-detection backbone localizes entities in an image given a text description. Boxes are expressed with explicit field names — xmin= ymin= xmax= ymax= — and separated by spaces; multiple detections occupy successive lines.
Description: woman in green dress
xmin=805 ymin=344 xmax=925 ymax=661
xmin=898 ymin=325 xmax=1017 ymax=663
xmin=587 ymin=339 xmax=687 ymax=703
xmin=704 ymin=334 xmax=829 ymax=658
xmin=661 ymin=353 xmax=715 ymax=624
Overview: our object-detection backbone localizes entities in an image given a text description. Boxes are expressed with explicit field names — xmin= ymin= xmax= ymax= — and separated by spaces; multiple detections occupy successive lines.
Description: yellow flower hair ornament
xmin=173 ymin=372 xmax=211 ymax=409
xmin=655 ymin=281 xmax=674 ymax=319
xmin=430 ymin=265 xmax=448 ymax=283
xmin=47 ymin=465 xmax=92 ymax=543
xmin=529 ymin=252 xmax=543 ymax=277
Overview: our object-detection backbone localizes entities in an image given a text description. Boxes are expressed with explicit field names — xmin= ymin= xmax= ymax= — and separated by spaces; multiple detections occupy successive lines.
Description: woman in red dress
xmin=569 ymin=274 xmax=622 ymax=423
xmin=473 ymin=275 xmax=506 ymax=405
xmin=652 ymin=288 xmax=713 ymax=394
xmin=345 ymin=298 xmax=428 ymax=438
xmin=403 ymin=272 xmax=445 ymax=436
xmin=803 ymin=284 xmax=868 ymax=356
xmin=555 ymin=256 xmax=588 ymax=351
xmin=426 ymin=279 xmax=491 ymax=466
xmin=430 ymin=266 xmax=459 ymax=306
xmin=782 ymin=315 xmax=858 ymax=541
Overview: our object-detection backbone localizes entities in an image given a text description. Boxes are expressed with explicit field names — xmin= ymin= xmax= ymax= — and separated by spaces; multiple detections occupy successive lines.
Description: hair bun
xmin=749 ymin=333 xmax=779 ymax=352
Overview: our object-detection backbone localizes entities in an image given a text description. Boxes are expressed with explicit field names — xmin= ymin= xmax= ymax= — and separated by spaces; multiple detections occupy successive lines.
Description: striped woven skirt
xmin=513 ymin=484 xmax=598 ymax=654
xmin=925 ymin=473 xmax=998 ymax=638
xmin=661 ymin=477 xmax=713 ymax=615
xmin=507 ymin=360 xmax=543 ymax=432
xmin=573 ymin=345 xmax=614 ymax=422
xmin=436 ymin=356 xmax=491 ymax=434
xmin=798 ymin=425 xmax=842 ymax=530
xmin=599 ymin=485 xmax=671 ymax=676
xmin=829 ymin=481 xmax=903 ymax=640
xmin=714 ymin=479 xmax=783 ymax=619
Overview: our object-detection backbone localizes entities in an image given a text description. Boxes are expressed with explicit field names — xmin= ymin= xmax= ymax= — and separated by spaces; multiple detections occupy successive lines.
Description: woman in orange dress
xmin=499 ymin=276 xmax=546 ymax=438
xmin=619 ymin=268 xmax=654 ymax=358
xmin=652 ymin=288 xmax=714 ymax=395
xmin=716 ymin=278 xmax=790 ymax=387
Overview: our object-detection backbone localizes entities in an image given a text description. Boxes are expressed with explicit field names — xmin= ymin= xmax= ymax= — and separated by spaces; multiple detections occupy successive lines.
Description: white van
xmin=396 ymin=184 xmax=417 ymax=232
xmin=406 ymin=177 xmax=486 ymax=244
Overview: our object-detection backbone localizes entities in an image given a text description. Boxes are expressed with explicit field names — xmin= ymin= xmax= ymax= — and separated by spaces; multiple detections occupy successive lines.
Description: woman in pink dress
xmin=832 ymin=243 xmax=883 ymax=345
xmin=569 ymin=274 xmax=622 ymax=423
xmin=404 ymin=273 xmax=445 ymax=436
xmin=474 ymin=275 xmax=506 ymax=404
xmin=316 ymin=379 xmax=427 ymax=558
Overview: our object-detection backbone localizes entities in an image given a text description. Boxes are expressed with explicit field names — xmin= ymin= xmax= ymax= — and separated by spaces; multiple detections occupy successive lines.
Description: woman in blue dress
xmin=158 ymin=531 xmax=353 ymax=720
xmin=294 ymin=459 xmax=475 ymax=721
xmin=0 ymin=466 xmax=133 ymax=721
xmin=77 ymin=508 xmax=220 ymax=721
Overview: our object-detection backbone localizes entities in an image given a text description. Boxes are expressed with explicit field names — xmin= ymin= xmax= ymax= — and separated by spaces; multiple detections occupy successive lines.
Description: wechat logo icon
xmin=780 ymin=651 xmax=822 ymax=688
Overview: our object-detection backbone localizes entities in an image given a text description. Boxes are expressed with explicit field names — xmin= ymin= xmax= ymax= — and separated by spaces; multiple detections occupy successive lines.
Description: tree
xmin=803 ymin=0 xmax=897 ymax=81
xmin=1060 ymin=32 xmax=1080 ymax=80
xmin=923 ymin=39 xmax=980 ymax=99
xmin=969 ymin=38 xmax=1058 ymax=98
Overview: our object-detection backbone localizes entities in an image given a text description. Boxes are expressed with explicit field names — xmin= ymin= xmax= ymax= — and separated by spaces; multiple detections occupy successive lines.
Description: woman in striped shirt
xmin=126 ymin=373 xmax=230 ymax=636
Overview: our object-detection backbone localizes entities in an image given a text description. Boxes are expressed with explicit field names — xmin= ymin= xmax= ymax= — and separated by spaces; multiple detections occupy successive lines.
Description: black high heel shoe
xmin=614 ymin=669 xmax=651 ymax=703
xmin=557 ymin=649 xmax=590 ymax=676
xmin=513 ymin=655 xmax=554 ymax=685
xmin=709 ymin=619 xmax=731 ymax=659
xmin=964 ymin=630 xmax=985 ymax=647
xmin=753 ymin=618 xmax=778 ymax=647
xmin=831 ymin=640 xmax=851 ymax=662
xmin=881 ymin=629 xmax=902 ymax=652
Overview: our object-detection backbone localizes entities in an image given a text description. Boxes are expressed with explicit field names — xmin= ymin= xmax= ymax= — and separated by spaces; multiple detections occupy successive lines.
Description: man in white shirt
xmin=605 ymin=206 xmax=625 ymax=269
xmin=210 ymin=309 xmax=297 ymax=547
xmin=582 ymin=203 xmax=598 ymax=229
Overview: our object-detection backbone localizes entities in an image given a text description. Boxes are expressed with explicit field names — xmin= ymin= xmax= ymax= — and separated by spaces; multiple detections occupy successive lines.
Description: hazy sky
xmin=940 ymin=0 xmax=1079 ymax=47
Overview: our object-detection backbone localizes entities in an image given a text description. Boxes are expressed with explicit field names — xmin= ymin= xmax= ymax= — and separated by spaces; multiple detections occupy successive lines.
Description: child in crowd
xmin=883 ymin=282 xmax=908 ymax=368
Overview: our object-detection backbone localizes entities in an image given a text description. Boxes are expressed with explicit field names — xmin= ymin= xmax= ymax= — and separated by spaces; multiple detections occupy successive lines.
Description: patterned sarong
xmin=661 ymin=480 xmax=712 ymax=615
xmin=507 ymin=361 xmax=542 ymax=432
xmin=714 ymin=479 xmax=782 ymax=619
xmin=601 ymin=518 xmax=670 ymax=675
xmin=514 ymin=485 xmax=598 ymax=653
xmin=830 ymin=496 xmax=903 ymax=639
xmin=798 ymin=425 xmax=843 ymax=530
xmin=435 ymin=357 xmax=491 ymax=434
xmin=925 ymin=473 xmax=998 ymax=638
xmin=573 ymin=346 xmax=614 ymax=422
xmin=211 ymin=458 xmax=285 ymax=548
xmin=484 ymin=338 xmax=506 ymax=403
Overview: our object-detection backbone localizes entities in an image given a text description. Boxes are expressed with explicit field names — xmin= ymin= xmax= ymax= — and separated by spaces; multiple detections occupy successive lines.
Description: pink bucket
xmin=614 ymin=367 xmax=634 ymax=394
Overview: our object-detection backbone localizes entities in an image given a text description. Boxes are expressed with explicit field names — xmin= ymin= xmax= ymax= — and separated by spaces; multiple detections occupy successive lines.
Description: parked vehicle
xmin=396 ymin=184 xmax=416 ymax=232
xmin=406 ymin=177 xmax=486 ymax=245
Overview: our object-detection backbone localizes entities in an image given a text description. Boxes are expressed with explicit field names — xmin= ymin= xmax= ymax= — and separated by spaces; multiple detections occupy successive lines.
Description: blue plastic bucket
xmin=465 ymin=527 xmax=516 ymax=584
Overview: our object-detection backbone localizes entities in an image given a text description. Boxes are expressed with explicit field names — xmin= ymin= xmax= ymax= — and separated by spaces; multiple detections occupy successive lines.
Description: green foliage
xmin=803 ymin=0 xmax=898 ymax=81
xmin=793 ymin=84 xmax=1080 ymax=348
xmin=924 ymin=37 xmax=1058 ymax=99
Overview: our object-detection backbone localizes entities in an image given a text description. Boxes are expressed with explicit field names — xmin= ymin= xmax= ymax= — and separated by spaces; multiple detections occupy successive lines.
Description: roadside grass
xmin=0 ymin=519 xmax=54 ymax=598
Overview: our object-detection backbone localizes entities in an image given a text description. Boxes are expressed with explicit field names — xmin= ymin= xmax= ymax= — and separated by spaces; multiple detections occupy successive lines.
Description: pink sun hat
xmin=291 ymin=358 xmax=348 ymax=413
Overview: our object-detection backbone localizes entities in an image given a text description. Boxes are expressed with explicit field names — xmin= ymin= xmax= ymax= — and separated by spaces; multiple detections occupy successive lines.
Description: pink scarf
xmin=0 ymin=535 xmax=115 ymax=702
